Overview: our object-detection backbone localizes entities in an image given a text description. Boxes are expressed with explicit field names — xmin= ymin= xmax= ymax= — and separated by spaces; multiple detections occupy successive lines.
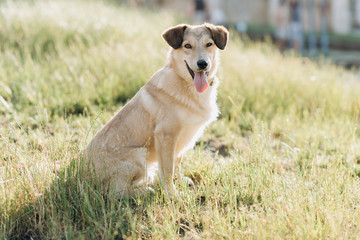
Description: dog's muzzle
xmin=185 ymin=60 xmax=210 ymax=93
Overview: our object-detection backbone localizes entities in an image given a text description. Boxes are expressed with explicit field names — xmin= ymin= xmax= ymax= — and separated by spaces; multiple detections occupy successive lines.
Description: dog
xmin=84 ymin=23 xmax=228 ymax=197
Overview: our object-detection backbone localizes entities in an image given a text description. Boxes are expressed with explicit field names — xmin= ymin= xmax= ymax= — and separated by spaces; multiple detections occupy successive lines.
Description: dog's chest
xmin=175 ymin=119 xmax=210 ymax=157
xmin=178 ymin=102 xmax=217 ymax=125
xmin=175 ymin=94 xmax=218 ymax=155
xmin=177 ymin=85 xmax=218 ymax=124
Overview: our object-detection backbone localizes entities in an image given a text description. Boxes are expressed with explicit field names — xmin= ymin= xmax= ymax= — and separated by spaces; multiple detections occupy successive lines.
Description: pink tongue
xmin=194 ymin=72 xmax=208 ymax=93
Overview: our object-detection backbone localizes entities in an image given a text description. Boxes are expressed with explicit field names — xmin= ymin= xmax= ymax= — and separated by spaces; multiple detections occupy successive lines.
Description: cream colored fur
xmin=84 ymin=23 xmax=228 ymax=197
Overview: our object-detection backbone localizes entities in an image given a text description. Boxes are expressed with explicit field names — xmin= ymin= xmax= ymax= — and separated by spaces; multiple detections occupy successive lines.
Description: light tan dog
xmin=84 ymin=23 xmax=228 ymax=197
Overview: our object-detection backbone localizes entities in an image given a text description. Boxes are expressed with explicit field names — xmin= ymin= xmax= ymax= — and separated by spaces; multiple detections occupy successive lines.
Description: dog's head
xmin=162 ymin=23 xmax=228 ymax=93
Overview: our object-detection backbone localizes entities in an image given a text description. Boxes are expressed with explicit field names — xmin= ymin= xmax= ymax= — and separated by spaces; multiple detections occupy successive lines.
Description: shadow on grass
xmin=6 ymin=159 xmax=159 ymax=239
xmin=5 ymin=149 xmax=262 ymax=239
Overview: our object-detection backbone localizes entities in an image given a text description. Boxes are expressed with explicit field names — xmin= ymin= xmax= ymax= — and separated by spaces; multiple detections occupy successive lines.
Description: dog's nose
xmin=197 ymin=59 xmax=208 ymax=70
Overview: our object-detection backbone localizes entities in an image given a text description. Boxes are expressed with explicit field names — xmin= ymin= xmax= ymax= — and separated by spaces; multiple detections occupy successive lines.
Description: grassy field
xmin=1 ymin=0 xmax=360 ymax=239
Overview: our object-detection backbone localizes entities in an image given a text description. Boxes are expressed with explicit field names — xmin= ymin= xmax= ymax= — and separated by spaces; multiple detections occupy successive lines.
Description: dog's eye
xmin=184 ymin=44 xmax=192 ymax=49
xmin=206 ymin=43 xmax=213 ymax=47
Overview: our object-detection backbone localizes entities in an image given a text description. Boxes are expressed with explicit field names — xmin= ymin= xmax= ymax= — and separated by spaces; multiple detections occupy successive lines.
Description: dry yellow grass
xmin=1 ymin=0 xmax=360 ymax=239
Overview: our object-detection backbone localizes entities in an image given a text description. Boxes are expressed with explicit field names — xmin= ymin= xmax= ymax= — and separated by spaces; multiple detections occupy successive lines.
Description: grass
xmin=1 ymin=0 xmax=360 ymax=239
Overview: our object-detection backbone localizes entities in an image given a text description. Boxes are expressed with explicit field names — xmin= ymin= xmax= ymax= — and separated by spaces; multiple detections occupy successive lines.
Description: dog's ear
xmin=162 ymin=24 xmax=188 ymax=49
xmin=205 ymin=23 xmax=229 ymax=50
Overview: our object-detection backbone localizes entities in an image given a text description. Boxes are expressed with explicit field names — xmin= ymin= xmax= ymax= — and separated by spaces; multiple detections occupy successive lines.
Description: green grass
xmin=1 ymin=0 xmax=360 ymax=239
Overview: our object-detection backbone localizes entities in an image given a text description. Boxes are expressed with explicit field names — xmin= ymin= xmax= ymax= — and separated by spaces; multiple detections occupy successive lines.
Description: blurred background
xmin=122 ymin=0 xmax=360 ymax=69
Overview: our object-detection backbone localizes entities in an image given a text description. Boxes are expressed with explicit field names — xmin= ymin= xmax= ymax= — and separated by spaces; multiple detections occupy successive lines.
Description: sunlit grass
xmin=1 ymin=0 xmax=360 ymax=239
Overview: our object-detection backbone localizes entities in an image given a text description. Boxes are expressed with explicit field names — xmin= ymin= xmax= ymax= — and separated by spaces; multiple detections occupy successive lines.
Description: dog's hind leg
xmin=108 ymin=147 xmax=150 ymax=197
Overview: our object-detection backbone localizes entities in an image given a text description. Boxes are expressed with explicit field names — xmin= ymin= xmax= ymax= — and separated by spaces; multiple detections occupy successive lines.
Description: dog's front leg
xmin=155 ymin=130 xmax=178 ymax=197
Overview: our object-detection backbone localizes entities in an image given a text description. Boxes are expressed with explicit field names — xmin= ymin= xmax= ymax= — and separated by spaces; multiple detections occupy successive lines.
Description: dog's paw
xmin=145 ymin=186 xmax=156 ymax=196
xmin=163 ymin=183 xmax=178 ymax=199
xmin=182 ymin=176 xmax=194 ymax=187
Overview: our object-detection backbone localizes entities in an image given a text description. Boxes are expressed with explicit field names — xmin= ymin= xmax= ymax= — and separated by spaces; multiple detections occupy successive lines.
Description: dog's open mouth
xmin=185 ymin=61 xmax=209 ymax=93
